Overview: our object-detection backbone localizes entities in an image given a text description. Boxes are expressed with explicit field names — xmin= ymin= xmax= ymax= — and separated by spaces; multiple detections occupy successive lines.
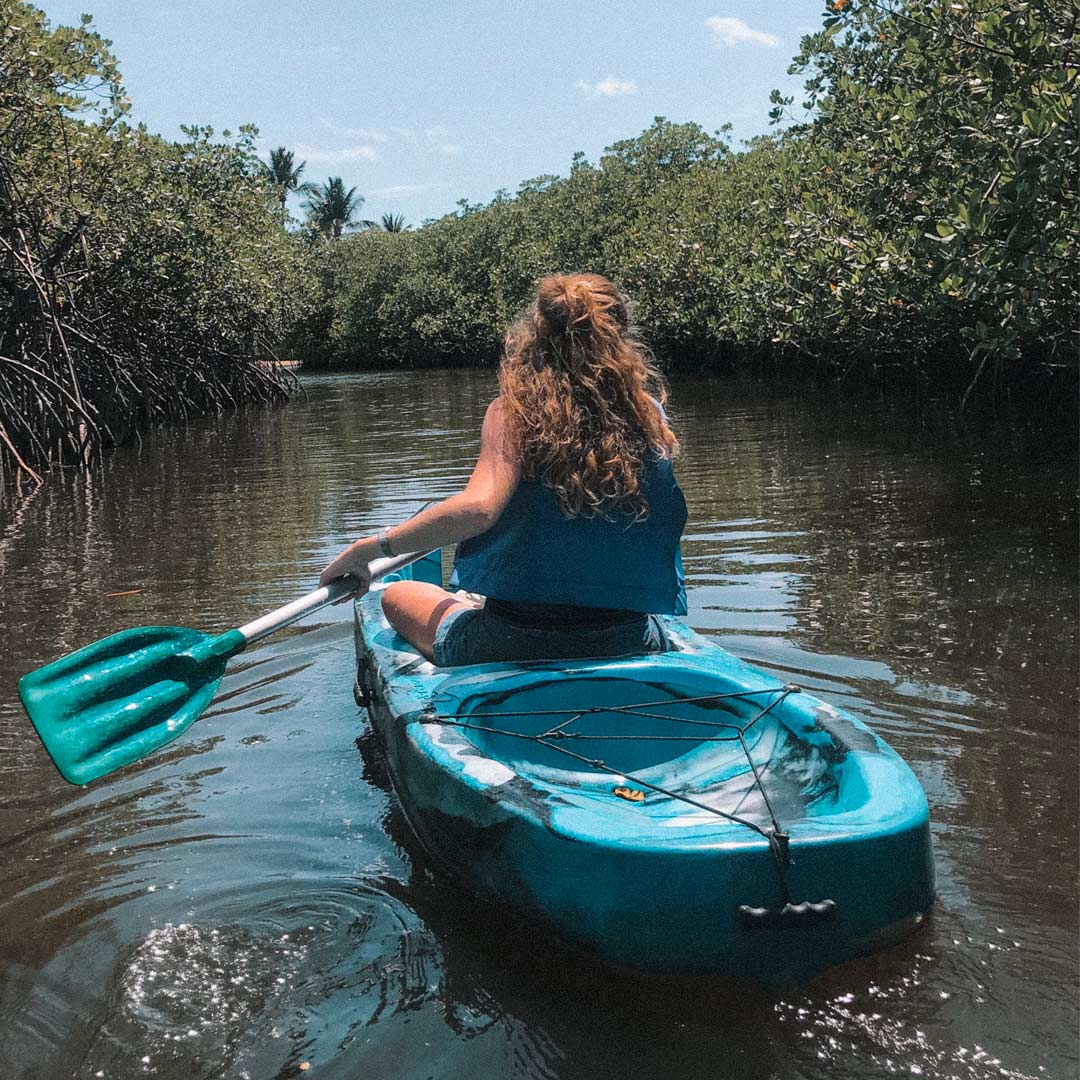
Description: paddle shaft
xmin=236 ymin=550 xmax=433 ymax=646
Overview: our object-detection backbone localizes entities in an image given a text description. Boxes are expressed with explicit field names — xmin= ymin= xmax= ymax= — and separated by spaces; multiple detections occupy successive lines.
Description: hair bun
xmin=535 ymin=273 xmax=625 ymax=339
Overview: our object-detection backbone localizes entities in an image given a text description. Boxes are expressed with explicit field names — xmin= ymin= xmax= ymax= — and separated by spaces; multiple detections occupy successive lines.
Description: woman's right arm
xmin=319 ymin=398 xmax=519 ymax=588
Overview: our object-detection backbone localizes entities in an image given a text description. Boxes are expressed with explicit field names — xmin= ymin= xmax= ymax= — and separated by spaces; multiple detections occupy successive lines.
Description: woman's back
xmin=321 ymin=272 xmax=687 ymax=666
xmin=451 ymin=440 xmax=687 ymax=615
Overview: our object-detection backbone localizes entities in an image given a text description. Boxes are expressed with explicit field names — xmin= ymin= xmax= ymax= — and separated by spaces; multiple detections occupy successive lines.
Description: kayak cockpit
xmin=426 ymin=660 xmax=842 ymax=835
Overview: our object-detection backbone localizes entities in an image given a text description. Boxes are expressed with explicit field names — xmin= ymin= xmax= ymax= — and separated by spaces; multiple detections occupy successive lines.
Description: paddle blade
xmin=18 ymin=626 xmax=240 ymax=785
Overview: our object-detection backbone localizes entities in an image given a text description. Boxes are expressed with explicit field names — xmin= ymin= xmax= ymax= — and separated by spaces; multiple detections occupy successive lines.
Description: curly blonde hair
xmin=499 ymin=273 xmax=677 ymax=519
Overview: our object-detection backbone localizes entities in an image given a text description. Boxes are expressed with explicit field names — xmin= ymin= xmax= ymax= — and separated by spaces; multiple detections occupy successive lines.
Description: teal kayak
xmin=353 ymin=552 xmax=934 ymax=984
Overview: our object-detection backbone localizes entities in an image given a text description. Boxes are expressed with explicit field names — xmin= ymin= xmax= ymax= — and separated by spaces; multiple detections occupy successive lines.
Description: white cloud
xmin=705 ymin=16 xmax=779 ymax=47
xmin=369 ymin=183 xmax=439 ymax=199
xmin=576 ymin=76 xmax=637 ymax=98
xmin=420 ymin=125 xmax=461 ymax=155
xmin=596 ymin=77 xmax=637 ymax=97
xmin=319 ymin=119 xmax=389 ymax=142
xmin=293 ymin=143 xmax=378 ymax=165
xmin=335 ymin=146 xmax=378 ymax=162
xmin=291 ymin=122 xmax=459 ymax=168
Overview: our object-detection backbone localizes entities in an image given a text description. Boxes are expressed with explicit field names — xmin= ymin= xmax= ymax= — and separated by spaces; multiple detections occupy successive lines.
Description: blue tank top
xmin=450 ymin=452 xmax=688 ymax=615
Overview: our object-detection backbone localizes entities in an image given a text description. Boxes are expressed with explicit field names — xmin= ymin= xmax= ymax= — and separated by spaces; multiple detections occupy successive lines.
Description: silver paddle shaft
xmin=236 ymin=550 xmax=433 ymax=645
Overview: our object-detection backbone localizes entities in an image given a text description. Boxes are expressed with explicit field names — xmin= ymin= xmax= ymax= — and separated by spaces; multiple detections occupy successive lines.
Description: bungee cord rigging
xmin=426 ymin=684 xmax=808 ymax=907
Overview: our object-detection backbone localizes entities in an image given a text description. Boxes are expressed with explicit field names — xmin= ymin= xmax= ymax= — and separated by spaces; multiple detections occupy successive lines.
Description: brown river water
xmin=0 ymin=370 xmax=1076 ymax=1079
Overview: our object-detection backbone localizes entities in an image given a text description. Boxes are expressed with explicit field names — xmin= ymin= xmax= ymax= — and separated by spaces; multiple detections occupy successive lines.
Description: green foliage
xmin=770 ymin=0 xmax=1078 ymax=399
xmin=300 ymin=4 xmax=1076 ymax=404
xmin=0 ymin=1 xmax=317 ymax=484
xmin=302 ymin=118 xmax=731 ymax=368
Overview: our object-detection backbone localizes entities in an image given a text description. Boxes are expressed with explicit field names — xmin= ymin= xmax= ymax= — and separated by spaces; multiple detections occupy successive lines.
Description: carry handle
xmin=737 ymin=899 xmax=837 ymax=928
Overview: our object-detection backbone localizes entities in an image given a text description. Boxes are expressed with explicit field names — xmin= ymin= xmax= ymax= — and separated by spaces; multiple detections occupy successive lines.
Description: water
xmin=0 ymin=370 xmax=1075 ymax=1079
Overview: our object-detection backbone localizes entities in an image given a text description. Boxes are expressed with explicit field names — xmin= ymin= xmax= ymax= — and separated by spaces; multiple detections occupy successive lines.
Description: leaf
xmin=614 ymin=786 xmax=646 ymax=803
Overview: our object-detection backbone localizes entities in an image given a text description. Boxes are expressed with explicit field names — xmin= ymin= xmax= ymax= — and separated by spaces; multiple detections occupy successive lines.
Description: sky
xmin=41 ymin=0 xmax=825 ymax=227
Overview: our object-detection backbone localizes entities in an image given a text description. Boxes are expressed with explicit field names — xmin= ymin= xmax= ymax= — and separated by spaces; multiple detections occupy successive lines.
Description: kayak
xmin=353 ymin=551 xmax=934 ymax=984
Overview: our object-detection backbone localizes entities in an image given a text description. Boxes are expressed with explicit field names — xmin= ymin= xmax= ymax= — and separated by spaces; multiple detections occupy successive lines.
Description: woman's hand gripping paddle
xmin=17 ymin=550 xmax=435 ymax=786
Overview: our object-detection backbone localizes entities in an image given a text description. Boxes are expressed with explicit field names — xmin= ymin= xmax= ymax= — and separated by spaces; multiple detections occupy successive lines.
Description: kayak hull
xmin=353 ymin=560 xmax=934 ymax=984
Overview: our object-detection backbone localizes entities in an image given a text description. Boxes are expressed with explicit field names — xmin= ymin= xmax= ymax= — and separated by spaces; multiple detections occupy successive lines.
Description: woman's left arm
xmin=319 ymin=398 xmax=520 ymax=590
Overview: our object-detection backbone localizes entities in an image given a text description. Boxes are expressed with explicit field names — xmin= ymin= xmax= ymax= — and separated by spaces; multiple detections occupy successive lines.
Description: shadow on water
xmin=355 ymin=728 xmax=788 ymax=1080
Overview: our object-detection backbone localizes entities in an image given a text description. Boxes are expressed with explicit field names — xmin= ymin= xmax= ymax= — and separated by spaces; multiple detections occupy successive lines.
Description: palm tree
xmin=380 ymin=212 xmax=408 ymax=232
xmin=262 ymin=147 xmax=312 ymax=208
xmin=303 ymin=177 xmax=369 ymax=238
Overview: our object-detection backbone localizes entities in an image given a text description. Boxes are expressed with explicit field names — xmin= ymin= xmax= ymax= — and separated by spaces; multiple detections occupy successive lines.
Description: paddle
xmin=18 ymin=549 xmax=433 ymax=786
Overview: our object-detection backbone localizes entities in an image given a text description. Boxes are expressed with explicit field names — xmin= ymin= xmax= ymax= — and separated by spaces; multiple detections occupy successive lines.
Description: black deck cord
xmin=432 ymin=685 xmax=795 ymax=722
xmin=427 ymin=720 xmax=768 ymax=835
xmin=429 ymin=685 xmax=801 ymax=900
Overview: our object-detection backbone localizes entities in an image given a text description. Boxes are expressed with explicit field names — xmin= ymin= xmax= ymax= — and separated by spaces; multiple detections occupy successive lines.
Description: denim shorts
xmin=432 ymin=605 xmax=671 ymax=667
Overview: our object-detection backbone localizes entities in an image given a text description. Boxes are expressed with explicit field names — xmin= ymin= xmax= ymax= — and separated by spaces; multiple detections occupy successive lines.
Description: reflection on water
xmin=0 ymin=371 xmax=1075 ymax=1079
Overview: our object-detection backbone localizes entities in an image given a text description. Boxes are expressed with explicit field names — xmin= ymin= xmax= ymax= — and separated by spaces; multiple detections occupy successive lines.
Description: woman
xmin=320 ymin=273 xmax=687 ymax=666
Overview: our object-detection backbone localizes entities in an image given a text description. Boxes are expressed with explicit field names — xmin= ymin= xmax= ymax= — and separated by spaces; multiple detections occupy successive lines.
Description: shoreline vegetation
xmin=297 ymin=0 xmax=1076 ymax=405
xmin=0 ymin=2 xmax=315 ymax=489
xmin=2 ymin=1 xmax=1076 ymax=488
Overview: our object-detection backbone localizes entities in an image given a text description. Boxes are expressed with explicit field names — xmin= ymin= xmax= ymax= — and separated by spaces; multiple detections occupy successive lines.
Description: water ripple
xmin=79 ymin=879 xmax=440 ymax=1079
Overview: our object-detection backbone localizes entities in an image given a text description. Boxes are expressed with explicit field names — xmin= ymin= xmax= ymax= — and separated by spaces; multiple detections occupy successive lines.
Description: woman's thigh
xmin=380 ymin=581 xmax=473 ymax=662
